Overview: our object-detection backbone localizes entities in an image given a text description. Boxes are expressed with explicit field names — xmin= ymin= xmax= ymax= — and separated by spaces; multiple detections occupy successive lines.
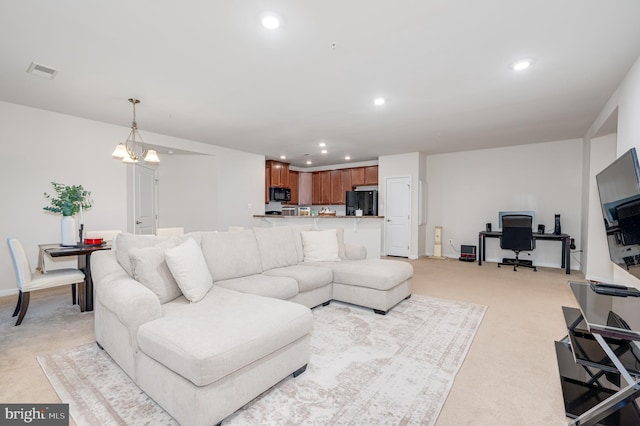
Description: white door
xmin=385 ymin=176 xmax=411 ymax=257
xmin=134 ymin=164 xmax=157 ymax=235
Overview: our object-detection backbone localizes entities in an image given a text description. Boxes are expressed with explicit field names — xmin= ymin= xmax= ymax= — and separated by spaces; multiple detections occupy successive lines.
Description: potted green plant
xmin=43 ymin=182 xmax=93 ymax=246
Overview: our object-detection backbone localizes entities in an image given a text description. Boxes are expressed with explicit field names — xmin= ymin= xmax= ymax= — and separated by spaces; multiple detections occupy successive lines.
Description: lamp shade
xmin=112 ymin=143 xmax=128 ymax=159
xmin=122 ymin=155 xmax=138 ymax=164
xmin=144 ymin=149 xmax=160 ymax=163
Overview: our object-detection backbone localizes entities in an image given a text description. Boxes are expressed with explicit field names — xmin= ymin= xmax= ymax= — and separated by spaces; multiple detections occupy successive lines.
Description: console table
xmin=478 ymin=230 xmax=571 ymax=274
xmin=556 ymin=281 xmax=640 ymax=425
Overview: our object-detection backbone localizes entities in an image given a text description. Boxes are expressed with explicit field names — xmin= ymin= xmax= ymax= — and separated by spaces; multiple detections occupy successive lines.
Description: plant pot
xmin=61 ymin=216 xmax=77 ymax=246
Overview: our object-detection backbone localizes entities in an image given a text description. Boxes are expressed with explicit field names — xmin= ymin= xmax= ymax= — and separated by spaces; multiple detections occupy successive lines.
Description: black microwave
xmin=269 ymin=187 xmax=291 ymax=202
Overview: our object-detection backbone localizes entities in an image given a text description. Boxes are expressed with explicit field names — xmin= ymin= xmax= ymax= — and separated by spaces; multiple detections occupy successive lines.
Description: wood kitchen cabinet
xmin=320 ymin=171 xmax=331 ymax=204
xmin=350 ymin=166 xmax=378 ymax=186
xmin=340 ymin=169 xmax=352 ymax=203
xmin=312 ymin=172 xmax=322 ymax=205
xmin=364 ymin=165 xmax=378 ymax=185
xmin=330 ymin=170 xmax=342 ymax=204
xmin=265 ymin=164 xmax=271 ymax=204
xmin=329 ymin=169 xmax=353 ymax=204
xmin=287 ymin=170 xmax=299 ymax=205
xmin=308 ymin=165 xmax=379 ymax=205
xmin=266 ymin=160 xmax=289 ymax=188
xmin=312 ymin=171 xmax=332 ymax=205
xmin=350 ymin=167 xmax=365 ymax=186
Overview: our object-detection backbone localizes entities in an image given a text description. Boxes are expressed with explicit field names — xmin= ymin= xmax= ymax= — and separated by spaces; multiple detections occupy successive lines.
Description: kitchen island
xmin=252 ymin=215 xmax=385 ymax=259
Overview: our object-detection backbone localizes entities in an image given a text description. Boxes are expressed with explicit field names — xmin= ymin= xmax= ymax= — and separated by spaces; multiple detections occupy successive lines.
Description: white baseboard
xmin=0 ymin=288 xmax=18 ymax=298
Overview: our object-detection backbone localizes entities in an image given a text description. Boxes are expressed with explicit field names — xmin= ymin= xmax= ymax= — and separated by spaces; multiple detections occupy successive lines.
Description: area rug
xmin=37 ymin=295 xmax=486 ymax=426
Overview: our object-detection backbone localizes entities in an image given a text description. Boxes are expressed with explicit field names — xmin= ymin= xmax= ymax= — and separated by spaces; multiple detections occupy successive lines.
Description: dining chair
xmin=7 ymin=237 xmax=86 ymax=326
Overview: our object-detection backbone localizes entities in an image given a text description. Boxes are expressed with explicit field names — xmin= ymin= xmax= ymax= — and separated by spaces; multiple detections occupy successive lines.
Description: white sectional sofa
xmin=91 ymin=225 xmax=413 ymax=425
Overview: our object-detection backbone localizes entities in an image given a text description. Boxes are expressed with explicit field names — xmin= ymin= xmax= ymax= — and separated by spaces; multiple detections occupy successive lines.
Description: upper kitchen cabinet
xmin=350 ymin=167 xmax=364 ymax=186
xmin=265 ymin=165 xmax=271 ymax=204
xmin=288 ymin=170 xmax=299 ymax=205
xmin=330 ymin=169 xmax=353 ymax=204
xmin=312 ymin=171 xmax=331 ymax=204
xmin=364 ymin=165 xmax=378 ymax=185
xmin=350 ymin=166 xmax=378 ymax=186
xmin=266 ymin=160 xmax=290 ymax=188
xmin=340 ymin=169 xmax=352 ymax=203
xmin=330 ymin=170 xmax=342 ymax=204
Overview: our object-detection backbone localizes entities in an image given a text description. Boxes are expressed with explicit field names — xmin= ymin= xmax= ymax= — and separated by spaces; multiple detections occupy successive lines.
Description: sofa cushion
xmin=301 ymin=229 xmax=341 ymax=262
xmin=289 ymin=225 xmax=313 ymax=263
xmin=137 ymin=286 xmax=313 ymax=387
xmin=165 ymin=238 xmax=213 ymax=303
xmin=308 ymin=259 xmax=413 ymax=291
xmin=115 ymin=233 xmax=170 ymax=276
xmin=129 ymin=237 xmax=183 ymax=303
xmin=252 ymin=227 xmax=298 ymax=271
xmin=201 ymin=230 xmax=263 ymax=281
xmin=262 ymin=265 xmax=333 ymax=293
xmin=214 ymin=274 xmax=299 ymax=300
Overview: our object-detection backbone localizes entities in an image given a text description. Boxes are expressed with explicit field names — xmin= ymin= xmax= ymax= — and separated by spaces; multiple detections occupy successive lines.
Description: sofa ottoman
xmin=306 ymin=259 xmax=413 ymax=314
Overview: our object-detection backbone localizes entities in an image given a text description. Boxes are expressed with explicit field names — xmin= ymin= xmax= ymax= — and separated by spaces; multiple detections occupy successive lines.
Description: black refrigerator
xmin=346 ymin=190 xmax=378 ymax=216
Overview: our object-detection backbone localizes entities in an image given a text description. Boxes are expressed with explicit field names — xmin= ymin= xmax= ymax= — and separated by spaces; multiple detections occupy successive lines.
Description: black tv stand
xmin=556 ymin=282 xmax=640 ymax=425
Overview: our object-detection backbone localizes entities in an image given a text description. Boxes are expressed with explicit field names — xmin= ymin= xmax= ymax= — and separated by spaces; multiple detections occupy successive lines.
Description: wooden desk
xmin=43 ymin=243 xmax=111 ymax=311
xmin=478 ymin=230 xmax=571 ymax=274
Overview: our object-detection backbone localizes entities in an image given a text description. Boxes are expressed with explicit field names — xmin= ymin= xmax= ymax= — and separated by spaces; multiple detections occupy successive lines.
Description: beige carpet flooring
xmin=0 ymin=257 xmax=579 ymax=425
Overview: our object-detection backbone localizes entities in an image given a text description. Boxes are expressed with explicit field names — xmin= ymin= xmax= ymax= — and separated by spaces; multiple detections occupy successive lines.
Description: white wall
xmin=418 ymin=152 xmax=428 ymax=257
xmin=425 ymin=139 xmax=584 ymax=269
xmin=0 ymin=101 xmax=264 ymax=295
xmin=606 ymin=56 xmax=640 ymax=286
xmin=583 ymin=134 xmax=616 ymax=282
xmin=378 ymin=152 xmax=422 ymax=259
xmin=158 ymin=155 xmax=218 ymax=232
xmin=213 ymin=146 xmax=265 ymax=230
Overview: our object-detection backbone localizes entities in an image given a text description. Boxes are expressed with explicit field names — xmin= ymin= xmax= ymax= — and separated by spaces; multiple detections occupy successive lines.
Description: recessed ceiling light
xmin=511 ymin=59 xmax=533 ymax=71
xmin=280 ymin=155 xmax=286 ymax=160
xmin=321 ymin=150 xmax=327 ymax=154
xmin=261 ymin=13 xmax=281 ymax=30
xmin=345 ymin=156 xmax=351 ymax=160
xmin=168 ymin=150 xmax=174 ymax=155
xmin=373 ymin=97 xmax=386 ymax=106
xmin=306 ymin=160 xmax=312 ymax=165
xmin=318 ymin=142 xmax=326 ymax=147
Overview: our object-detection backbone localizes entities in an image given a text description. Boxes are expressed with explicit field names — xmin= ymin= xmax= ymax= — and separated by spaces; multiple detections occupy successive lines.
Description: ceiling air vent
xmin=26 ymin=62 xmax=58 ymax=79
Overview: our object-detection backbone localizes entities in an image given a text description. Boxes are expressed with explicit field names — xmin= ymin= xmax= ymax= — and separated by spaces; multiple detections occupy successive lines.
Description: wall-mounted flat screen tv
xmin=596 ymin=147 xmax=640 ymax=278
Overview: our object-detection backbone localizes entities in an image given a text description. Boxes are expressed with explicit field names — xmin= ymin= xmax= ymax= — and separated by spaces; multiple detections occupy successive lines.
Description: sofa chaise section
xmin=136 ymin=286 xmax=312 ymax=426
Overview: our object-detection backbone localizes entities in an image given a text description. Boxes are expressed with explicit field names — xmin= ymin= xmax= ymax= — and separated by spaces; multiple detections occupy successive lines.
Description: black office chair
xmin=497 ymin=215 xmax=537 ymax=271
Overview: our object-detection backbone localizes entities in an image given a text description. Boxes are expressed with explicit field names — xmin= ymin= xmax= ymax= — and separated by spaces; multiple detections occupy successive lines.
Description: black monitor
xmin=596 ymin=148 xmax=640 ymax=278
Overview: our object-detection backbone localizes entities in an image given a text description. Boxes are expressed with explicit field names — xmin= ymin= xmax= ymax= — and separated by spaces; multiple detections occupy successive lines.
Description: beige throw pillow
xmin=129 ymin=238 xmax=183 ymax=303
xmin=301 ymin=229 xmax=341 ymax=262
xmin=165 ymin=238 xmax=213 ymax=303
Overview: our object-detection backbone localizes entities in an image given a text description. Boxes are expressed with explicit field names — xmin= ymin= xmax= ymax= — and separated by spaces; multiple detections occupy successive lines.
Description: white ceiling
xmin=1 ymin=1 xmax=639 ymax=168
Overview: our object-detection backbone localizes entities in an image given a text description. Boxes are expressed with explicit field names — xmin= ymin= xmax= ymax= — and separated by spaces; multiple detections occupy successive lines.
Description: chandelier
xmin=111 ymin=98 xmax=160 ymax=164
